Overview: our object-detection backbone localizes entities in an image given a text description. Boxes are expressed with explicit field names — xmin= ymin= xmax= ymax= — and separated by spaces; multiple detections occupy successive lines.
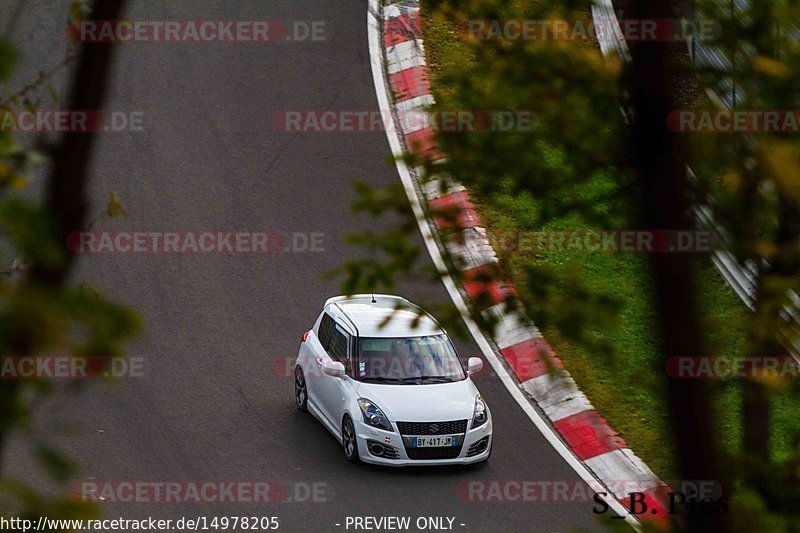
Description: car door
xmin=316 ymin=321 xmax=353 ymax=429
xmin=305 ymin=312 xmax=334 ymax=409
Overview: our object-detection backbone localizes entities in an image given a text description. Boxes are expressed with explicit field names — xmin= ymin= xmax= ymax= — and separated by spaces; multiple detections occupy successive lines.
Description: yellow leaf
xmin=761 ymin=141 xmax=800 ymax=204
xmin=752 ymin=240 xmax=778 ymax=259
xmin=9 ymin=174 xmax=26 ymax=189
xmin=106 ymin=192 xmax=127 ymax=219
xmin=721 ymin=169 xmax=741 ymax=191
xmin=751 ymin=55 xmax=791 ymax=78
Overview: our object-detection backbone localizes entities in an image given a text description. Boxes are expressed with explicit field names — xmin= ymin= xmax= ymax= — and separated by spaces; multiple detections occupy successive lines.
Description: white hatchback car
xmin=294 ymin=294 xmax=492 ymax=466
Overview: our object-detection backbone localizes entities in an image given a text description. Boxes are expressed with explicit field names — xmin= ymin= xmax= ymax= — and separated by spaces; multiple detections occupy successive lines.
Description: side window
xmin=328 ymin=325 xmax=351 ymax=367
xmin=318 ymin=313 xmax=335 ymax=349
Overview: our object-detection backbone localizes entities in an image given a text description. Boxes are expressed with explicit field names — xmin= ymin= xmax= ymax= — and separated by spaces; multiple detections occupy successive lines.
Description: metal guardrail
xmin=591 ymin=0 xmax=800 ymax=358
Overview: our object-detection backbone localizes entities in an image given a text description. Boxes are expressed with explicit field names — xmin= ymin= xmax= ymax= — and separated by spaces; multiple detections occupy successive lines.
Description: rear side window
xmin=318 ymin=313 xmax=335 ymax=349
xmin=328 ymin=326 xmax=350 ymax=362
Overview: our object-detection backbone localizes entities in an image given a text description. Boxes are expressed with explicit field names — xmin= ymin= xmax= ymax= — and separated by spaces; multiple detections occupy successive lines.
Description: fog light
xmin=368 ymin=442 xmax=385 ymax=456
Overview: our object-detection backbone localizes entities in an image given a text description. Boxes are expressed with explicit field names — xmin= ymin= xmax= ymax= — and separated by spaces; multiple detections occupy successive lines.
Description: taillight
xmin=301 ymin=331 xmax=309 ymax=343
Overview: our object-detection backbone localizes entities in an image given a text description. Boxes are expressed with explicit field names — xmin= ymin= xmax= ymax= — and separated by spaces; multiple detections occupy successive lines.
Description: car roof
xmin=325 ymin=294 xmax=445 ymax=338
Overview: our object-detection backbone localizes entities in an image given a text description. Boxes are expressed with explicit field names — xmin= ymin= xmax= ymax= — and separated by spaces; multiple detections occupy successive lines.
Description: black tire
xmin=342 ymin=415 xmax=361 ymax=463
xmin=294 ymin=366 xmax=308 ymax=412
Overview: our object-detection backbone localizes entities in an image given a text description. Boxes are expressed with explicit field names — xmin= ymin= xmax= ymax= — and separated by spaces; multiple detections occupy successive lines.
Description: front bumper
xmin=353 ymin=417 xmax=493 ymax=466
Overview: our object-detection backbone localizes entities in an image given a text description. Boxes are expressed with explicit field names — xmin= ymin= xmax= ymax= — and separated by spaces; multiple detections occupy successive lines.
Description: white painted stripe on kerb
xmin=521 ymin=373 xmax=595 ymax=422
xmin=384 ymin=4 xmax=420 ymax=21
xmin=584 ymin=449 xmax=663 ymax=500
xmin=445 ymin=227 xmax=498 ymax=271
xmin=386 ymin=40 xmax=426 ymax=74
xmin=395 ymin=94 xmax=434 ymax=114
xmin=395 ymin=95 xmax=435 ymax=134
xmin=420 ymin=175 xmax=465 ymax=202
xmin=483 ymin=303 xmax=542 ymax=349
xmin=369 ymin=2 xmax=638 ymax=527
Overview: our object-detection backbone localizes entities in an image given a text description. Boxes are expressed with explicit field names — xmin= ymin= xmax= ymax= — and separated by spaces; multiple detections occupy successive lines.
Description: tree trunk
xmin=0 ymin=0 xmax=128 ymax=467
xmin=629 ymin=0 xmax=730 ymax=530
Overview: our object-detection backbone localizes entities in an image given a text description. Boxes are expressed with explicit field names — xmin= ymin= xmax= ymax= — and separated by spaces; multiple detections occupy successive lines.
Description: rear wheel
xmin=294 ymin=366 xmax=308 ymax=412
xmin=342 ymin=415 xmax=360 ymax=463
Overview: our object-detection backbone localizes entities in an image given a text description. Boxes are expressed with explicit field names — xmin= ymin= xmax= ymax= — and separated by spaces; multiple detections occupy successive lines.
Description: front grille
xmin=396 ymin=420 xmax=468 ymax=436
xmin=405 ymin=445 xmax=463 ymax=460
xmin=466 ymin=437 xmax=490 ymax=457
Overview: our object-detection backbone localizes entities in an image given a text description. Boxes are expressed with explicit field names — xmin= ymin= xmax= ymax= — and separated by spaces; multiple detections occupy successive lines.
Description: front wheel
xmin=342 ymin=415 xmax=360 ymax=463
xmin=294 ymin=366 xmax=308 ymax=412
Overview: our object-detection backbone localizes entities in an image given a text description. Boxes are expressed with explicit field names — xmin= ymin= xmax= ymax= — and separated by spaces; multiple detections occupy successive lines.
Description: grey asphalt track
xmin=4 ymin=1 xmax=617 ymax=531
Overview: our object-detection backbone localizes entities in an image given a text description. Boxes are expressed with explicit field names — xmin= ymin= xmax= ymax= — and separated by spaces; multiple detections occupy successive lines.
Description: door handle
xmin=316 ymin=357 xmax=325 ymax=366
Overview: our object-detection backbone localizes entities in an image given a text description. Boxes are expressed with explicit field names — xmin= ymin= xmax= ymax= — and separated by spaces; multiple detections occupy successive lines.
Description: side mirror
xmin=467 ymin=357 xmax=483 ymax=376
xmin=323 ymin=360 xmax=346 ymax=378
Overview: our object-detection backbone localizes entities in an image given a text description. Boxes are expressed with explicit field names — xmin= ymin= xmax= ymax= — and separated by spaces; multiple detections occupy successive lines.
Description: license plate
xmin=411 ymin=435 xmax=458 ymax=447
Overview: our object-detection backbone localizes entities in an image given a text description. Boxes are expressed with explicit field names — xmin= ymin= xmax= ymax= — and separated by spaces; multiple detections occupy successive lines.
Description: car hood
xmin=354 ymin=378 xmax=479 ymax=422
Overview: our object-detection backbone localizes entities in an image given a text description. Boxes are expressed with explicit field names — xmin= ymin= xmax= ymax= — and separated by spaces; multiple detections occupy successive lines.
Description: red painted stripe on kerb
xmin=619 ymin=489 xmax=672 ymax=528
xmin=428 ymin=191 xmax=480 ymax=230
xmin=428 ymin=190 xmax=472 ymax=212
xmin=390 ymin=66 xmax=431 ymax=102
xmin=462 ymin=264 xmax=517 ymax=309
xmin=499 ymin=337 xmax=561 ymax=381
xmin=553 ymin=411 xmax=627 ymax=460
xmin=405 ymin=126 xmax=443 ymax=161
xmin=384 ymin=11 xmax=422 ymax=48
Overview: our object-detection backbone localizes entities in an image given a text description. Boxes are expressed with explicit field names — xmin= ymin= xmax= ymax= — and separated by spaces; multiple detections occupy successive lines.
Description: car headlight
xmin=357 ymin=398 xmax=393 ymax=431
xmin=472 ymin=394 xmax=488 ymax=428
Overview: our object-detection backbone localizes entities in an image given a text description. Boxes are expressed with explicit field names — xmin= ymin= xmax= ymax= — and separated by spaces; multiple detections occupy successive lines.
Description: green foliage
xmin=0 ymin=478 xmax=100 ymax=528
xmin=0 ymin=40 xmax=18 ymax=83
xmin=0 ymin=199 xmax=66 ymax=273
xmin=0 ymin=28 xmax=141 ymax=527
xmin=424 ymin=1 xmax=629 ymax=226
xmin=33 ymin=443 xmax=78 ymax=485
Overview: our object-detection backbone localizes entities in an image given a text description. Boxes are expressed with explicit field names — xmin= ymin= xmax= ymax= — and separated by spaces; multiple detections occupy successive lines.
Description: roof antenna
xmin=371 ymin=293 xmax=377 ymax=304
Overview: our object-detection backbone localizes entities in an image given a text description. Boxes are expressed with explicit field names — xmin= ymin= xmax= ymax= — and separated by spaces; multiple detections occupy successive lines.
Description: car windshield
xmin=355 ymin=335 xmax=466 ymax=383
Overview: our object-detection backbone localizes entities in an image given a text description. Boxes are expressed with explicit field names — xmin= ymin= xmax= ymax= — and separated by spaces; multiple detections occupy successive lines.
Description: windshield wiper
xmin=397 ymin=375 xmax=455 ymax=383
xmin=359 ymin=376 xmax=410 ymax=384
